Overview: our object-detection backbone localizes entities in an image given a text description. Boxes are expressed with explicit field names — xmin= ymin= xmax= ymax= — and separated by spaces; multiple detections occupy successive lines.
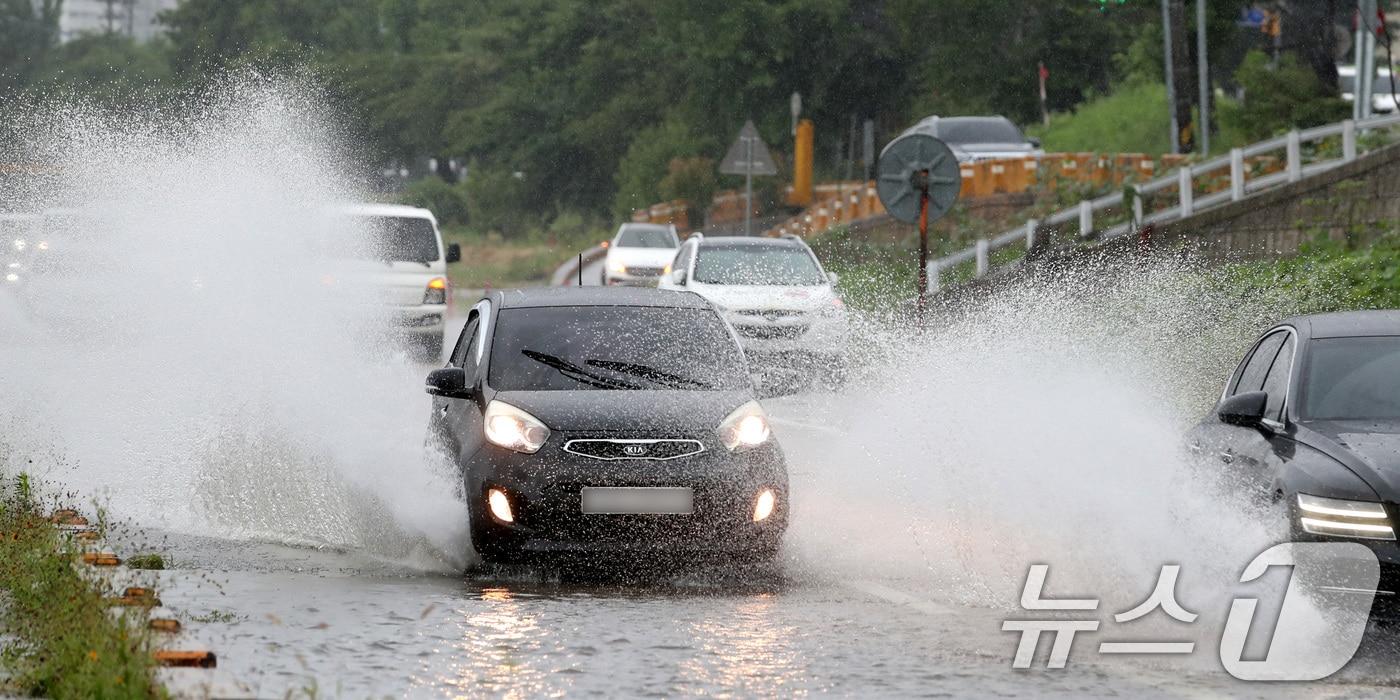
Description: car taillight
xmin=423 ymin=277 xmax=447 ymax=305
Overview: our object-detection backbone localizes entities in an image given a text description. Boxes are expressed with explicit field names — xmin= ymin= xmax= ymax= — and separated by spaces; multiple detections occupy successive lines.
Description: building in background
xmin=53 ymin=0 xmax=179 ymax=43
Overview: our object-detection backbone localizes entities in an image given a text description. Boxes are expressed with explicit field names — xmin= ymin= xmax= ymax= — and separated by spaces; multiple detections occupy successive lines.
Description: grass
xmin=0 ymin=474 xmax=163 ymax=698
xmin=442 ymin=226 xmax=612 ymax=289
xmin=1223 ymin=226 xmax=1400 ymax=313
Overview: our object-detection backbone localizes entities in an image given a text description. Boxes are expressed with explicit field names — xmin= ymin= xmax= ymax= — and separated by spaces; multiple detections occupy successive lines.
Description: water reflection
xmin=678 ymin=593 xmax=810 ymax=695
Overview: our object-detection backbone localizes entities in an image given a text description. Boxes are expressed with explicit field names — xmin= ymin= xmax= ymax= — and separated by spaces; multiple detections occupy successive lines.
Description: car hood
xmin=491 ymin=389 xmax=752 ymax=432
xmin=1298 ymin=420 xmax=1400 ymax=496
xmin=607 ymin=248 xmax=676 ymax=267
xmin=689 ymin=283 xmax=835 ymax=312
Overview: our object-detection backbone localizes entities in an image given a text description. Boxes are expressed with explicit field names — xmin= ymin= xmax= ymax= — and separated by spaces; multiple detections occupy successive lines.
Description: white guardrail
xmin=931 ymin=112 xmax=1400 ymax=287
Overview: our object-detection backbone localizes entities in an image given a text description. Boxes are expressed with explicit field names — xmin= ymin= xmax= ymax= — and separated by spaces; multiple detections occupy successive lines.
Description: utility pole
xmin=1357 ymin=0 xmax=1378 ymax=120
xmin=1197 ymin=0 xmax=1210 ymax=155
xmin=1161 ymin=0 xmax=1179 ymax=154
xmin=1168 ymin=0 xmax=1194 ymax=152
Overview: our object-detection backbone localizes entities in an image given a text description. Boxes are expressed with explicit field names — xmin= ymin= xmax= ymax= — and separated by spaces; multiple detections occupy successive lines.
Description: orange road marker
xmin=149 ymin=619 xmax=182 ymax=633
xmin=154 ymin=650 xmax=216 ymax=668
xmin=81 ymin=552 xmax=121 ymax=566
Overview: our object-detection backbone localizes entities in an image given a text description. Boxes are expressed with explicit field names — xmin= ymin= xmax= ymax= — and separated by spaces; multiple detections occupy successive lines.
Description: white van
xmin=330 ymin=204 xmax=460 ymax=360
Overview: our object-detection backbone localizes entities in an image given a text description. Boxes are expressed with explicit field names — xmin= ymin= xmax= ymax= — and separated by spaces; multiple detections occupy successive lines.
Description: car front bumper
xmin=464 ymin=435 xmax=788 ymax=561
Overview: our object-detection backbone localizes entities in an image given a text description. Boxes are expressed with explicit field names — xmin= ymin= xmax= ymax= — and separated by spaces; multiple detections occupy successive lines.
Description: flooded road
xmin=111 ymin=397 xmax=1400 ymax=698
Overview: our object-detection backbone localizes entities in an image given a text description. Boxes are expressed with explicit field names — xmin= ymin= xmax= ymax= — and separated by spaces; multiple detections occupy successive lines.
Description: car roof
xmin=332 ymin=203 xmax=437 ymax=221
xmin=695 ymin=236 xmax=802 ymax=248
xmin=492 ymin=286 xmax=712 ymax=310
xmin=1281 ymin=310 xmax=1400 ymax=339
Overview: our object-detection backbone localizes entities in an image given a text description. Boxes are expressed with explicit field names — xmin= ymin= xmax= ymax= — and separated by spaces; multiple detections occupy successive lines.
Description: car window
xmin=488 ymin=306 xmax=747 ymax=391
xmin=450 ymin=313 xmax=480 ymax=369
xmin=616 ymin=226 xmax=677 ymax=248
xmin=330 ymin=215 xmax=441 ymax=263
xmin=1260 ymin=333 xmax=1295 ymax=420
xmin=1301 ymin=336 xmax=1400 ymax=420
xmin=935 ymin=118 xmax=1025 ymax=144
xmin=1232 ymin=331 xmax=1288 ymax=396
xmin=672 ymin=243 xmax=694 ymax=274
xmin=693 ymin=244 xmax=824 ymax=286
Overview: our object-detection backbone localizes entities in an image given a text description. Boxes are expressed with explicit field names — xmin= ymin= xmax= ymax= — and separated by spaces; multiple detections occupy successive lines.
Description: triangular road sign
xmin=719 ymin=120 xmax=779 ymax=176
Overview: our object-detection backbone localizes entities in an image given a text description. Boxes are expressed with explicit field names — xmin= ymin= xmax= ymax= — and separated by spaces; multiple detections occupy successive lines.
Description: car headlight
xmin=4 ymin=272 xmax=18 ymax=283
xmin=1297 ymin=493 xmax=1396 ymax=540
xmin=422 ymin=277 xmax=447 ymax=305
xmin=610 ymin=261 xmax=627 ymax=274
xmin=717 ymin=400 xmax=771 ymax=451
xmin=484 ymin=400 xmax=551 ymax=454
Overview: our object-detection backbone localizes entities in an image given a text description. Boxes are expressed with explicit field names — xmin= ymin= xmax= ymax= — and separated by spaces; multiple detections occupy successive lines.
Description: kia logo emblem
xmin=622 ymin=444 xmax=647 ymax=456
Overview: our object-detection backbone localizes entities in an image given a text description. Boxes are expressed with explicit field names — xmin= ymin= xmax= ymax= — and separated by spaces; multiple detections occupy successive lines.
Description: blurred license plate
xmin=580 ymin=487 xmax=693 ymax=515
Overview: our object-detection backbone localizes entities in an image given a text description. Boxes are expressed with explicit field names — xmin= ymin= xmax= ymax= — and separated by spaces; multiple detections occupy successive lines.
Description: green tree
xmin=0 ymin=0 xmax=61 ymax=95
xmin=1223 ymin=50 xmax=1349 ymax=142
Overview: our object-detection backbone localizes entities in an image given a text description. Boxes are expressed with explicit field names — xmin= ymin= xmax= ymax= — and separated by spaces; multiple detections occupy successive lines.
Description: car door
xmin=435 ymin=304 xmax=487 ymax=463
xmin=1193 ymin=329 xmax=1292 ymax=498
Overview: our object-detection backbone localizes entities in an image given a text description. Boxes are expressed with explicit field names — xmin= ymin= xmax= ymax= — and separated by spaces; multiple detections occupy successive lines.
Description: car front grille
xmin=733 ymin=309 xmax=805 ymax=321
xmin=734 ymin=323 xmax=809 ymax=340
xmin=624 ymin=266 xmax=664 ymax=277
xmin=563 ymin=438 xmax=706 ymax=461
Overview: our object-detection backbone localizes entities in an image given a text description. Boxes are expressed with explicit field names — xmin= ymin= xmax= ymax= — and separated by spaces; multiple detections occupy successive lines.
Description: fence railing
xmin=931 ymin=112 xmax=1400 ymax=287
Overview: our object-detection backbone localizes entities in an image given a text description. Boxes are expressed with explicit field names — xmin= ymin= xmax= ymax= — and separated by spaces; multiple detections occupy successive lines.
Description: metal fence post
xmin=1078 ymin=200 xmax=1092 ymax=238
xmin=975 ymin=239 xmax=988 ymax=278
xmin=1178 ymin=165 xmax=1193 ymax=218
xmin=1230 ymin=148 xmax=1245 ymax=201
xmin=1025 ymin=217 xmax=1038 ymax=250
xmin=1286 ymin=130 xmax=1301 ymax=182
xmin=1343 ymin=119 xmax=1357 ymax=162
xmin=1132 ymin=193 xmax=1144 ymax=229
xmin=927 ymin=260 xmax=940 ymax=291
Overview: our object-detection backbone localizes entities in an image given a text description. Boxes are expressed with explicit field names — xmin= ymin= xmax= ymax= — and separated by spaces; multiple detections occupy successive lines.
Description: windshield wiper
xmin=521 ymin=349 xmax=640 ymax=390
xmin=585 ymin=359 xmax=712 ymax=389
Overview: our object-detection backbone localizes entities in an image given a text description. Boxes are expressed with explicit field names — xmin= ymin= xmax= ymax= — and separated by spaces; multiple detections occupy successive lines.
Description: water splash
xmin=0 ymin=76 xmax=467 ymax=570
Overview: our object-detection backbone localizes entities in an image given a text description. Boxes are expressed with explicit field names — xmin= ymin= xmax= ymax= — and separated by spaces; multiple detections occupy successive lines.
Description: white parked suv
xmin=602 ymin=222 xmax=680 ymax=286
xmin=657 ymin=234 xmax=848 ymax=382
xmin=329 ymin=204 xmax=460 ymax=360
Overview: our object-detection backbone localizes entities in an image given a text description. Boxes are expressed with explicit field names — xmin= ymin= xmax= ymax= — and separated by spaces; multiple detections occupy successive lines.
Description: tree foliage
xmin=0 ymin=0 xmax=1352 ymax=232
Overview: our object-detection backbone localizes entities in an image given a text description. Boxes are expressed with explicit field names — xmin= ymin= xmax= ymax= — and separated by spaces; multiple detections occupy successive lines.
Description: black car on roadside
xmin=424 ymin=287 xmax=788 ymax=566
xmin=1189 ymin=310 xmax=1400 ymax=593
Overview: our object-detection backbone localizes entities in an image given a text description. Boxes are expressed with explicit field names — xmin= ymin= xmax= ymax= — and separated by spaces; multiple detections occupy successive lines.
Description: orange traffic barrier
xmin=73 ymin=529 xmax=100 ymax=542
xmin=154 ymin=651 xmax=217 ymax=669
xmin=149 ymin=619 xmax=182 ymax=633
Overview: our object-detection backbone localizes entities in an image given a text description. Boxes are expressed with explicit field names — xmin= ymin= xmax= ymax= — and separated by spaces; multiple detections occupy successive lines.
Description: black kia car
xmin=424 ymin=287 xmax=788 ymax=566
xmin=1189 ymin=310 xmax=1400 ymax=592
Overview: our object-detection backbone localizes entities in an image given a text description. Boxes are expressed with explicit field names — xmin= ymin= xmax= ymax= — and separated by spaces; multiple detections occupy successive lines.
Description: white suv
xmin=328 ymin=204 xmax=460 ymax=360
xmin=602 ymin=223 xmax=680 ymax=285
xmin=657 ymin=234 xmax=847 ymax=381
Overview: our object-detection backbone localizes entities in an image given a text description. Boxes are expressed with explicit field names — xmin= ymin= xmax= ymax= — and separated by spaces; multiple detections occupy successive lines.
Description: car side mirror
xmin=1218 ymin=390 xmax=1268 ymax=428
xmin=672 ymin=269 xmax=687 ymax=285
xmin=827 ymin=271 xmax=839 ymax=285
xmin=446 ymin=243 xmax=461 ymax=264
xmin=425 ymin=367 xmax=471 ymax=398
xmin=1028 ymin=137 xmax=1042 ymax=148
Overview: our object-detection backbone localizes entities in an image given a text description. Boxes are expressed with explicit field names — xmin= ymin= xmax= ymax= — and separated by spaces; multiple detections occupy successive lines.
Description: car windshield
xmin=692 ymin=244 xmax=825 ymax=286
xmin=488 ymin=306 xmax=747 ymax=391
xmin=334 ymin=215 xmax=440 ymax=263
xmin=616 ymin=226 xmax=676 ymax=248
xmin=1301 ymin=336 xmax=1400 ymax=420
xmin=936 ymin=118 xmax=1025 ymax=144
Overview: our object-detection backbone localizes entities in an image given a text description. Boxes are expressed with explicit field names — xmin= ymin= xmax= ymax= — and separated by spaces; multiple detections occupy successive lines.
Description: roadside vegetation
xmin=0 ymin=474 xmax=162 ymax=699
xmin=1225 ymin=228 xmax=1400 ymax=314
